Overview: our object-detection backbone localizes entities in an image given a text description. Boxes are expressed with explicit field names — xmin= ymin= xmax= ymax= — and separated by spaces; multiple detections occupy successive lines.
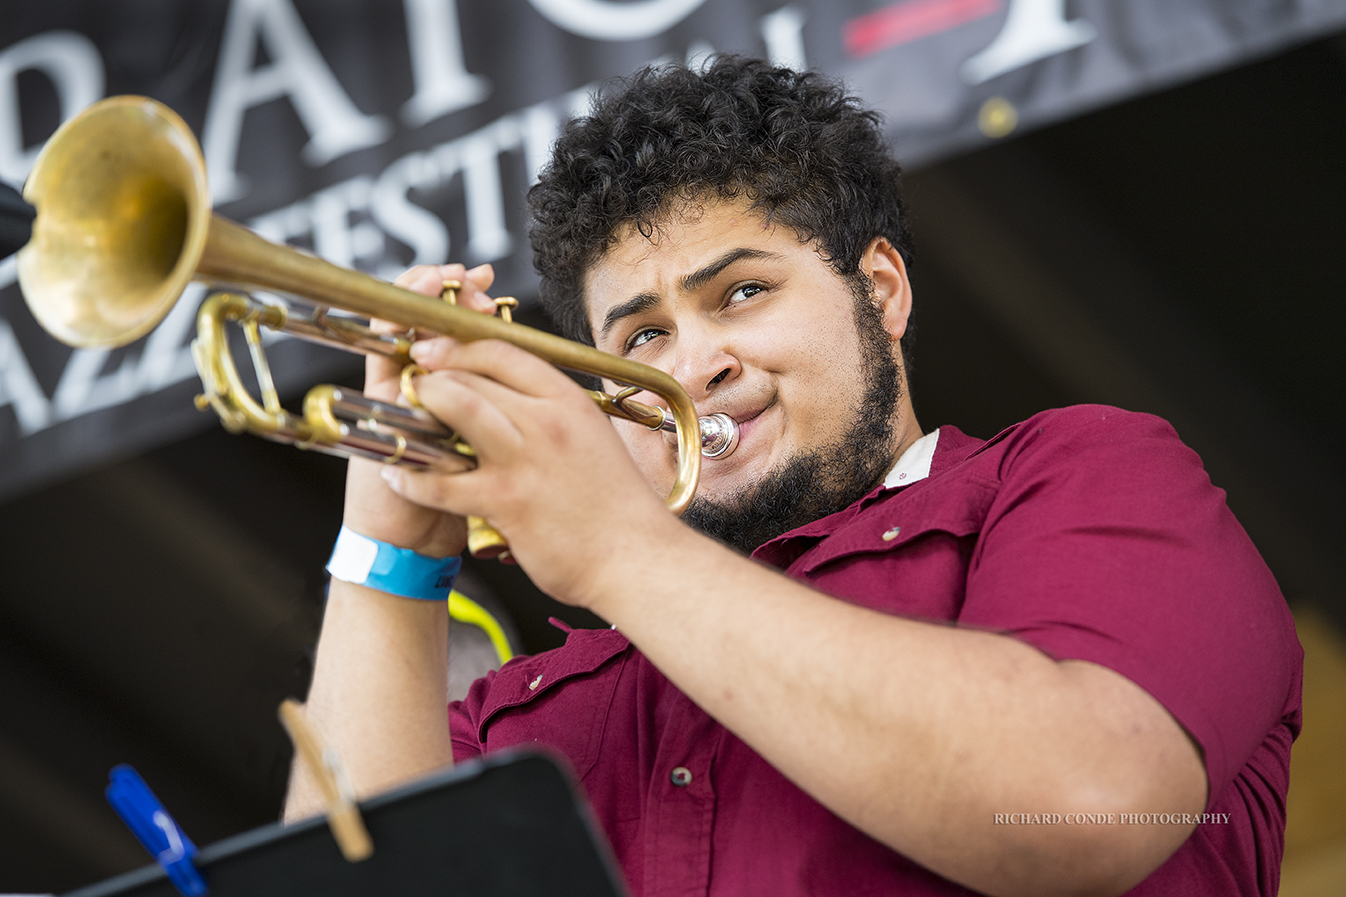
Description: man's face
xmin=584 ymin=199 xmax=917 ymax=552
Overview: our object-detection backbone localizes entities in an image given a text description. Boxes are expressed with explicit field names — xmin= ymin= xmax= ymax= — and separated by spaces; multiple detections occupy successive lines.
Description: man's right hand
xmin=340 ymin=263 xmax=500 ymax=557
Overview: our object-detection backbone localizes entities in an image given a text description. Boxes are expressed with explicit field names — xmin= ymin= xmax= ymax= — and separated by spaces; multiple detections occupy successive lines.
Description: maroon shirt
xmin=450 ymin=406 xmax=1302 ymax=896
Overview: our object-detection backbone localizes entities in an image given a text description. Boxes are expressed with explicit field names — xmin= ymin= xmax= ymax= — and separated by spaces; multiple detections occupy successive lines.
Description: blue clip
xmin=105 ymin=765 xmax=208 ymax=896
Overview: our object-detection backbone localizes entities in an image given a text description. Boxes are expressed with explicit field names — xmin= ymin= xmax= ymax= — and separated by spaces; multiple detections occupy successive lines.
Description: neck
xmin=882 ymin=392 xmax=924 ymax=482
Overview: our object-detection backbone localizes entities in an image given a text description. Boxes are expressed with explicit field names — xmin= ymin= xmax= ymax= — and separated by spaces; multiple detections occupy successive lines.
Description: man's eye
xmin=729 ymin=283 xmax=764 ymax=303
xmin=627 ymin=327 xmax=663 ymax=350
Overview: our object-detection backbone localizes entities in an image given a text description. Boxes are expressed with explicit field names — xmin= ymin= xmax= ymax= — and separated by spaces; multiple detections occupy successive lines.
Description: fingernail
xmin=411 ymin=338 xmax=455 ymax=362
xmin=380 ymin=467 xmax=401 ymax=487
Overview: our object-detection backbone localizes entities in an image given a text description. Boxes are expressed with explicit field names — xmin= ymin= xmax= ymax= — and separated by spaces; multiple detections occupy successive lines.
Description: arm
xmin=586 ymin=522 xmax=1206 ymax=897
xmin=282 ymin=263 xmax=498 ymax=822
xmin=381 ymin=342 xmax=1208 ymax=897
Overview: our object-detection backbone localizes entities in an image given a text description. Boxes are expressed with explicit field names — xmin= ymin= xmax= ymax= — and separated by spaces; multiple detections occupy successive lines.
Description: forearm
xmin=280 ymin=264 xmax=495 ymax=822
xmin=283 ymin=580 xmax=452 ymax=821
xmin=587 ymin=517 xmax=1204 ymax=897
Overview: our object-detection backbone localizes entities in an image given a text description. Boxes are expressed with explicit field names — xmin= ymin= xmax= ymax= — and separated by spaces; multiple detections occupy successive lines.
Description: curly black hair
xmin=527 ymin=56 xmax=915 ymax=364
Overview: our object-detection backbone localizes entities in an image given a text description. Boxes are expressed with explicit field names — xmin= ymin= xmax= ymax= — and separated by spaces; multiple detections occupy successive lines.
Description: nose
xmin=672 ymin=326 xmax=740 ymax=400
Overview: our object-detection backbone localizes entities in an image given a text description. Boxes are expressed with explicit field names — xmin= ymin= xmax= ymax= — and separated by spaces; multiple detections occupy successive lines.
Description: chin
xmin=695 ymin=440 xmax=782 ymax=497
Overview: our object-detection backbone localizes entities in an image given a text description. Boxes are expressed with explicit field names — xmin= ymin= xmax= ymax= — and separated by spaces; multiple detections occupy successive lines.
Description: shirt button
xmin=882 ymin=526 xmax=901 ymax=541
xmin=670 ymin=766 xmax=692 ymax=787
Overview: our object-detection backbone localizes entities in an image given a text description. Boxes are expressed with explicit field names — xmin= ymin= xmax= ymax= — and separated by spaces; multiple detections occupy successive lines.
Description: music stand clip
xmin=278 ymin=699 xmax=374 ymax=862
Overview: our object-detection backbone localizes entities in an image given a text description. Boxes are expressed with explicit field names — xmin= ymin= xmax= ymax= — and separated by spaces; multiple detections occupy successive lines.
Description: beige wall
xmin=1279 ymin=607 xmax=1346 ymax=896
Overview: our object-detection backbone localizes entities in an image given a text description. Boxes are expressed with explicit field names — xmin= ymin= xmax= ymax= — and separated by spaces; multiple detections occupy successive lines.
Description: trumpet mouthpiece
xmin=698 ymin=412 xmax=739 ymax=459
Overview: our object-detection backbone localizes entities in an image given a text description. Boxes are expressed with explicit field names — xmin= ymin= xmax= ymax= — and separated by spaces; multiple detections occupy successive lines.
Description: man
xmin=288 ymin=58 xmax=1301 ymax=896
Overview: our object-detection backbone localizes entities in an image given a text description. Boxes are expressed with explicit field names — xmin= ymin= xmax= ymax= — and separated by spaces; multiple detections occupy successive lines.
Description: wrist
xmin=583 ymin=509 xmax=697 ymax=621
xmin=327 ymin=525 xmax=461 ymax=601
xmin=342 ymin=458 xmax=468 ymax=558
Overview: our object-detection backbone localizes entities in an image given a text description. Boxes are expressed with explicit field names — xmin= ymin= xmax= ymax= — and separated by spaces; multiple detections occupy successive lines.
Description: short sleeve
xmin=449 ymin=669 xmax=494 ymax=764
xmin=957 ymin=406 xmax=1300 ymax=804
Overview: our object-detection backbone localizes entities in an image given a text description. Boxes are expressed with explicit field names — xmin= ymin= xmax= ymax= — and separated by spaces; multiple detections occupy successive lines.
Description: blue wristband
xmin=327 ymin=526 xmax=461 ymax=601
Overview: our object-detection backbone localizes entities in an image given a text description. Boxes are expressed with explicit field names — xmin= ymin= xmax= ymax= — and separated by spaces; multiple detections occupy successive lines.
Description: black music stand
xmin=63 ymin=750 xmax=629 ymax=897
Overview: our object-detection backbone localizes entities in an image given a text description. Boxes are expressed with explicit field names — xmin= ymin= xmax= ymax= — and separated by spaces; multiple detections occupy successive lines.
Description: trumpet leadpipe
xmin=586 ymin=389 xmax=739 ymax=459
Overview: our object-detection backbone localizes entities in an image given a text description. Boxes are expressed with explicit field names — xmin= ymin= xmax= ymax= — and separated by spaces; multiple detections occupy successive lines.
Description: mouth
xmin=731 ymin=400 xmax=769 ymax=437
xmin=700 ymin=396 xmax=775 ymax=465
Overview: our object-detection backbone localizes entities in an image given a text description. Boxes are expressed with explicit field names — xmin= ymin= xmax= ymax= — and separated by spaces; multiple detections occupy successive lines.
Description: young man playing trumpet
xmin=289 ymin=57 xmax=1300 ymax=897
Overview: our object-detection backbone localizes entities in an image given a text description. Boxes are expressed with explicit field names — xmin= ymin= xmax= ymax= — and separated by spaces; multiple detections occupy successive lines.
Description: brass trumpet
xmin=16 ymin=96 xmax=737 ymax=557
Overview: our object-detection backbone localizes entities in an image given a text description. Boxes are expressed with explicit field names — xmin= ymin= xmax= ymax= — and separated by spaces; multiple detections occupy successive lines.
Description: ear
xmin=860 ymin=236 xmax=912 ymax=343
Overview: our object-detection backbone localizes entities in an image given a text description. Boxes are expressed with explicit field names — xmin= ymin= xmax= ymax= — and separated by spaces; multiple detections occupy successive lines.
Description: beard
xmin=681 ymin=277 xmax=904 ymax=554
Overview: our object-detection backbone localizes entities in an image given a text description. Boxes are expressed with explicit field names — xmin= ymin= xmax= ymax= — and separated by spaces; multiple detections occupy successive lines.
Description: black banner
xmin=2 ymin=0 xmax=1342 ymax=497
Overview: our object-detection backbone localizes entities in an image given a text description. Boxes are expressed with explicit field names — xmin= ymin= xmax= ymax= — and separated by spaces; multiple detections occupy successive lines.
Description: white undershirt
xmin=882 ymin=428 xmax=940 ymax=489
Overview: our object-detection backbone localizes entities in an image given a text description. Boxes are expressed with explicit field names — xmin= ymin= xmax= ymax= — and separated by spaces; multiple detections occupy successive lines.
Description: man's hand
xmin=380 ymin=336 xmax=671 ymax=606
xmin=341 ymin=263 xmax=499 ymax=557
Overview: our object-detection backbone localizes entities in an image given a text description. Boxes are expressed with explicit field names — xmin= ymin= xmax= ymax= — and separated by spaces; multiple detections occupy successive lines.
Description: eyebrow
xmin=599 ymin=292 xmax=661 ymax=338
xmin=598 ymin=247 xmax=782 ymax=338
xmin=679 ymin=246 xmax=779 ymax=292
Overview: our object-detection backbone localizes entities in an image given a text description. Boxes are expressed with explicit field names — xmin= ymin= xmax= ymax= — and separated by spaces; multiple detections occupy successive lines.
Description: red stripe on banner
xmin=844 ymin=0 xmax=1002 ymax=58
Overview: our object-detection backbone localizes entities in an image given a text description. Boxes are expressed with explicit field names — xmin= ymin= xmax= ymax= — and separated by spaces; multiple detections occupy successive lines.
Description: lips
xmin=731 ymin=402 xmax=767 ymax=439
xmin=713 ymin=393 xmax=773 ymax=427
xmin=707 ymin=396 xmax=775 ymax=458
xmin=655 ymin=394 xmax=775 ymax=467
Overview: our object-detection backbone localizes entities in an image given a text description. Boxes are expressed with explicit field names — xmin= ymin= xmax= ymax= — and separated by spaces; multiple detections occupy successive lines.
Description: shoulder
xmin=982 ymin=404 xmax=1185 ymax=460
xmin=941 ymin=405 xmax=1205 ymax=497
xmin=950 ymin=406 xmax=1300 ymax=803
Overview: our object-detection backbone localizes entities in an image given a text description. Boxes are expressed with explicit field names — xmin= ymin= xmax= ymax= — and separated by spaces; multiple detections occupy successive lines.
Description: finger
xmin=392 ymin=262 xmax=495 ymax=311
xmin=390 ymin=263 xmax=494 ymax=320
xmin=465 ymin=263 xmax=495 ymax=292
xmin=412 ymin=370 xmax=525 ymax=462
xmin=422 ymin=451 xmax=477 ymax=476
xmin=454 ymin=263 xmax=498 ymax=314
xmin=431 ymin=369 xmax=549 ymax=433
xmin=403 ymin=335 xmax=460 ymax=373
xmin=372 ymin=263 xmax=483 ymax=387
xmin=366 ymin=265 xmax=451 ymax=394
xmin=364 ymin=351 xmax=408 ymax=402
xmin=393 ymin=263 xmax=468 ymax=297
xmin=410 ymin=338 xmax=581 ymax=401
xmin=380 ymin=463 xmax=486 ymax=519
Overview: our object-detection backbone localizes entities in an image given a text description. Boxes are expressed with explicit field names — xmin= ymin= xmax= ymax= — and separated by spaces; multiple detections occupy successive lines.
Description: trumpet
xmin=16 ymin=96 xmax=737 ymax=557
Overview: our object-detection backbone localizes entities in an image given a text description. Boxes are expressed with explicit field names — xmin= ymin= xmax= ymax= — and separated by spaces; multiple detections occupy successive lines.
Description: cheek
xmin=775 ymin=324 xmax=871 ymax=428
xmin=741 ymin=289 xmax=858 ymax=373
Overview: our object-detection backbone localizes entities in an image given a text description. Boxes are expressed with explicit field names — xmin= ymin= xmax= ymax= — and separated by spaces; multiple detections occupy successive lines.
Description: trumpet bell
xmin=17 ymin=96 xmax=211 ymax=348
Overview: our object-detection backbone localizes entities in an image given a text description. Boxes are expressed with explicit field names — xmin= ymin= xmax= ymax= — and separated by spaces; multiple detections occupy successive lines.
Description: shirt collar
xmin=751 ymin=427 xmax=942 ymax=568
xmin=881 ymin=428 xmax=940 ymax=489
